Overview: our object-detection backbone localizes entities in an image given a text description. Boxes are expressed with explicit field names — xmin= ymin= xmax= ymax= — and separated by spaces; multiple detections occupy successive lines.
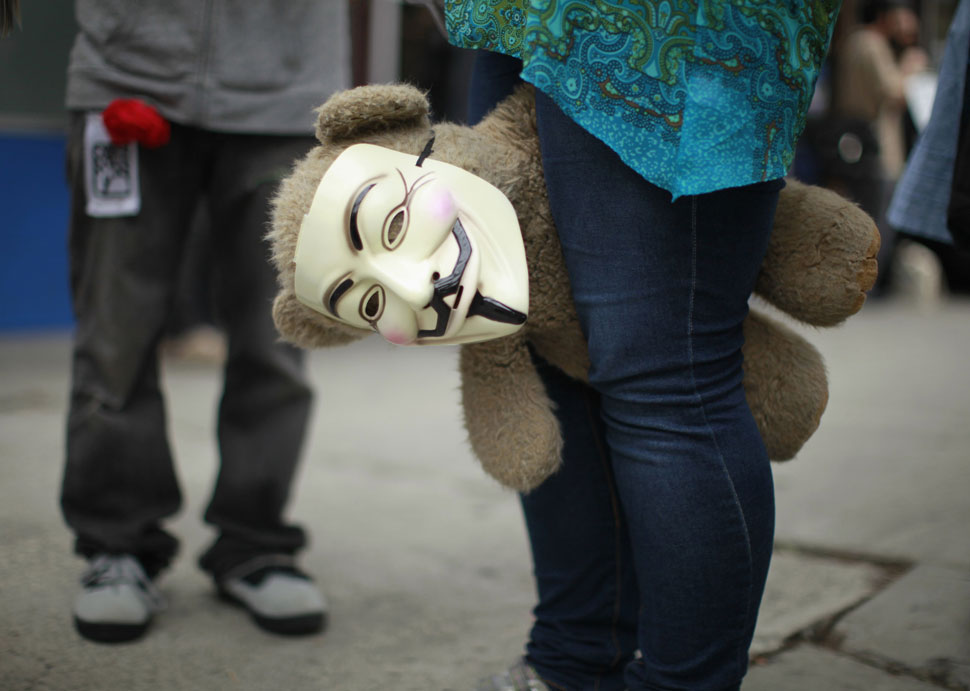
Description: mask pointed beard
xmin=467 ymin=292 xmax=528 ymax=325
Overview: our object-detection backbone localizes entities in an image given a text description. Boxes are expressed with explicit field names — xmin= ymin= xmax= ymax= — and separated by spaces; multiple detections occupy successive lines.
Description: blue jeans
xmin=470 ymin=53 xmax=779 ymax=690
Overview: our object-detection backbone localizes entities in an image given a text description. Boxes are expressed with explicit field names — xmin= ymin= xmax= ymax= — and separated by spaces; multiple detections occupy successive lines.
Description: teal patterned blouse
xmin=445 ymin=0 xmax=841 ymax=198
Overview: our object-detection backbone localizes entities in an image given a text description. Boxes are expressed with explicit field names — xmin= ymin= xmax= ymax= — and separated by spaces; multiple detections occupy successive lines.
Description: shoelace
xmin=81 ymin=554 xmax=167 ymax=612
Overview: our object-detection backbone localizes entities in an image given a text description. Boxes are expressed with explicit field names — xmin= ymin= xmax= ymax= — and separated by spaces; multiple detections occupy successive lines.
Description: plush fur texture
xmin=268 ymin=83 xmax=880 ymax=492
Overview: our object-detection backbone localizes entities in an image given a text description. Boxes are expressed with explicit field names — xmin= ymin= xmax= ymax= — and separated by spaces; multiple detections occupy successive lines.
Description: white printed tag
xmin=83 ymin=112 xmax=141 ymax=217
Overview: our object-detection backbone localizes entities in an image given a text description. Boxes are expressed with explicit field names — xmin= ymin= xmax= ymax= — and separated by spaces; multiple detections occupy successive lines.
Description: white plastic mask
xmin=293 ymin=143 xmax=529 ymax=346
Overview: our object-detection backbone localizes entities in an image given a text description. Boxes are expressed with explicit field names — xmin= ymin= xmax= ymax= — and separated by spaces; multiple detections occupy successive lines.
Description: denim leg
xmin=467 ymin=51 xmax=526 ymax=124
xmin=468 ymin=53 xmax=639 ymax=690
xmin=535 ymin=92 xmax=779 ymax=691
xmin=60 ymin=115 xmax=206 ymax=577
xmin=522 ymin=352 xmax=639 ymax=691
xmin=197 ymin=134 xmax=315 ymax=579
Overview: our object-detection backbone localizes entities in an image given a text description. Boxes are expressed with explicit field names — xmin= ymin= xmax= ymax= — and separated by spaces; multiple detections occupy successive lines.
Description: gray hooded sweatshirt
xmin=66 ymin=0 xmax=350 ymax=135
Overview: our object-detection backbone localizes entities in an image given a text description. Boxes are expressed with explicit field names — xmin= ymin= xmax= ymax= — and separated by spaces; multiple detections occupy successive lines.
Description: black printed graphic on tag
xmin=84 ymin=112 xmax=141 ymax=217
xmin=91 ymin=142 xmax=133 ymax=199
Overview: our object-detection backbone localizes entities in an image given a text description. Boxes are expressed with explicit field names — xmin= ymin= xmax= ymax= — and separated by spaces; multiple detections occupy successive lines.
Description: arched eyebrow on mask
xmin=349 ymin=170 xmax=410 ymax=251
xmin=349 ymin=184 xmax=376 ymax=252
xmin=326 ymin=276 xmax=355 ymax=317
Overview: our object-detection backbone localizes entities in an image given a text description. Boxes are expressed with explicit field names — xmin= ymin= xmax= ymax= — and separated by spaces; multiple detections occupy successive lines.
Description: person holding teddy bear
xmin=271 ymin=77 xmax=876 ymax=688
xmin=445 ymin=2 xmax=844 ymax=689
xmin=267 ymin=23 xmax=878 ymax=691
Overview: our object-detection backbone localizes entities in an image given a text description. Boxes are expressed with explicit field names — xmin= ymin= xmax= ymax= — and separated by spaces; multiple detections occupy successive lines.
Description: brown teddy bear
xmin=268 ymin=83 xmax=880 ymax=492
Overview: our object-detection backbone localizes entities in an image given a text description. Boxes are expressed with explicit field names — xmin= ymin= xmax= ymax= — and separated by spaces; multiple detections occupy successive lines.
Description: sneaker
xmin=216 ymin=555 xmax=327 ymax=636
xmin=476 ymin=659 xmax=551 ymax=691
xmin=72 ymin=554 xmax=166 ymax=643
xmin=891 ymin=239 xmax=946 ymax=307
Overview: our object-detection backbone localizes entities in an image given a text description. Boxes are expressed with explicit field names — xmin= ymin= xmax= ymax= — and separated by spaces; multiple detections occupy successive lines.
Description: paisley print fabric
xmin=446 ymin=0 xmax=840 ymax=198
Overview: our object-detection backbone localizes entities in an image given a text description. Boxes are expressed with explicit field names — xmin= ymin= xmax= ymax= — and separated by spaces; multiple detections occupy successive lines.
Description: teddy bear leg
xmin=742 ymin=309 xmax=829 ymax=460
xmin=460 ymin=339 xmax=563 ymax=492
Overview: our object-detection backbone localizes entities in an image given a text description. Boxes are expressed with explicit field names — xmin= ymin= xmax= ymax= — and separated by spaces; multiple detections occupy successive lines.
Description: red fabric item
xmin=101 ymin=99 xmax=171 ymax=148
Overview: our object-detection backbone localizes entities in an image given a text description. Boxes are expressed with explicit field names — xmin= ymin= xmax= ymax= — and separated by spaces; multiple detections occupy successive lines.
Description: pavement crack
xmin=773 ymin=541 xmax=914 ymax=575
xmin=817 ymin=646 xmax=969 ymax=691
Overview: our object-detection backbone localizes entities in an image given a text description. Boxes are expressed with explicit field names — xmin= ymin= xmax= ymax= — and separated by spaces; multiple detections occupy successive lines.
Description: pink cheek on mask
xmin=425 ymin=187 xmax=456 ymax=223
xmin=381 ymin=329 xmax=414 ymax=346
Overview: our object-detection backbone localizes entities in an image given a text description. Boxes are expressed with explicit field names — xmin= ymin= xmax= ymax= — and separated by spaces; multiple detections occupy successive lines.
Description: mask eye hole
xmin=360 ymin=285 xmax=385 ymax=323
xmin=383 ymin=209 xmax=407 ymax=250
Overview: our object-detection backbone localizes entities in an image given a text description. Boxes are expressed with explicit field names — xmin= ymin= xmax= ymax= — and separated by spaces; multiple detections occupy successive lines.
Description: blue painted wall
xmin=0 ymin=133 xmax=73 ymax=330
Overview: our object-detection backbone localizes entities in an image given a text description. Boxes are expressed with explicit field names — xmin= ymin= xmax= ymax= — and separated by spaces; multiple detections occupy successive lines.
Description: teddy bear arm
xmin=757 ymin=180 xmax=880 ymax=327
xmin=529 ymin=324 xmax=591 ymax=382
xmin=742 ymin=309 xmax=828 ymax=460
xmin=460 ymin=337 xmax=563 ymax=492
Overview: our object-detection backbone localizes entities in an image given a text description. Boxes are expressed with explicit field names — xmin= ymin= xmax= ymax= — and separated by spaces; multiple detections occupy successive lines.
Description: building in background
xmin=0 ymin=0 xmax=76 ymax=330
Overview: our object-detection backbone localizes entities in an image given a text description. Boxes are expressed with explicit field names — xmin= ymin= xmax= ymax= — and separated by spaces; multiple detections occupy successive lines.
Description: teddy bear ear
xmin=314 ymin=84 xmax=431 ymax=143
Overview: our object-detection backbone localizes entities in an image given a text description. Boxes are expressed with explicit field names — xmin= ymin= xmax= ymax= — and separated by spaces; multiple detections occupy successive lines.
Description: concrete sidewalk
xmin=1 ymin=298 xmax=968 ymax=690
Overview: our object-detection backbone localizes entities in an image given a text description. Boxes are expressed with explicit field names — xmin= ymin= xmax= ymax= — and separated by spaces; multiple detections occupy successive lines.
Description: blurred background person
xmin=832 ymin=0 xmax=928 ymax=292
xmin=888 ymin=0 xmax=970 ymax=290
xmin=59 ymin=0 xmax=349 ymax=644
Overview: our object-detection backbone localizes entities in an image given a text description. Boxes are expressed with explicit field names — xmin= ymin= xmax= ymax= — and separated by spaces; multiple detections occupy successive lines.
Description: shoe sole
xmin=217 ymin=588 xmax=327 ymax=636
xmin=74 ymin=616 xmax=150 ymax=644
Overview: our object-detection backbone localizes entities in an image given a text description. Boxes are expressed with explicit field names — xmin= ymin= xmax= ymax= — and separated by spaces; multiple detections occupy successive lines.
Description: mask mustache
xmin=417 ymin=219 xmax=472 ymax=338
xmin=416 ymin=218 xmax=528 ymax=339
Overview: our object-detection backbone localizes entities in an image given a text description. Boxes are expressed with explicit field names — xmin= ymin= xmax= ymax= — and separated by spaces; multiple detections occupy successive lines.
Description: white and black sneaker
xmin=476 ymin=659 xmax=551 ymax=691
xmin=72 ymin=554 xmax=166 ymax=643
xmin=217 ymin=555 xmax=327 ymax=636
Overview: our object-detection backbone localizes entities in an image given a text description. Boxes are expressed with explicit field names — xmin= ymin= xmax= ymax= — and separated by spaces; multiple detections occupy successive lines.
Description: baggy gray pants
xmin=60 ymin=113 xmax=315 ymax=579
